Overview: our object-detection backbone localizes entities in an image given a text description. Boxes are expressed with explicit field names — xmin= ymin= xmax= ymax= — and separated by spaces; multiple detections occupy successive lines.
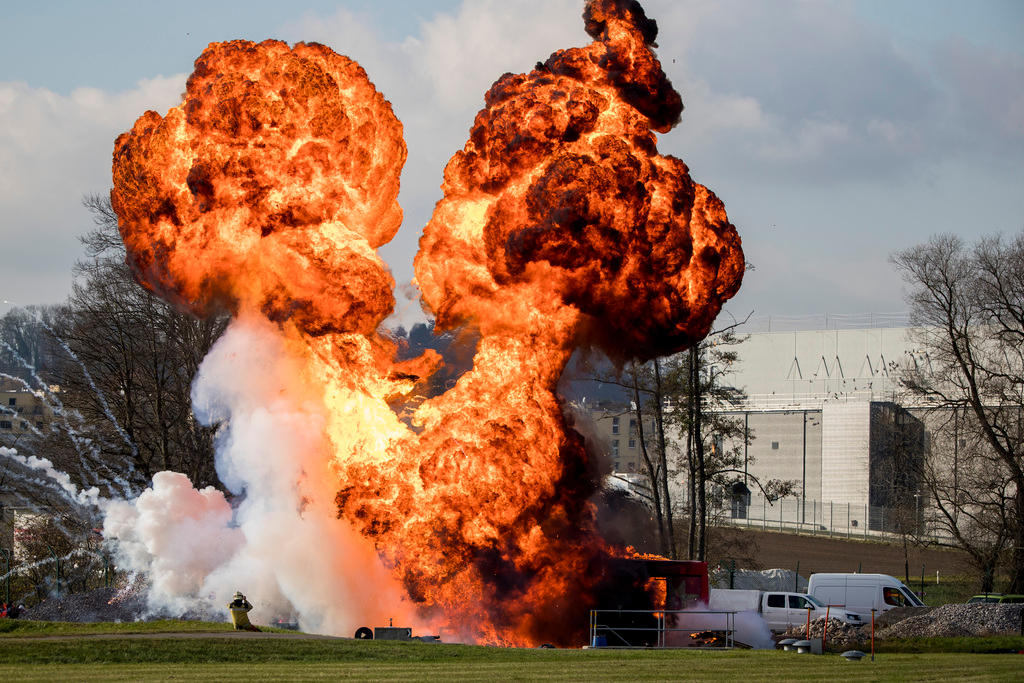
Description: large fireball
xmin=418 ymin=0 xmax=743 ymax=359
xmin=112 ymin=39 xmax=405 ymax=336
xmin=109 ymin=0 xmax=743 ymax=647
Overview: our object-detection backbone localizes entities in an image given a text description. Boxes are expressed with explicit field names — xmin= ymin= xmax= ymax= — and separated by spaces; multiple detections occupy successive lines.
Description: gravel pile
xmin=878 ymin=603 xmax=1024 ymax=639
xmin=782 ymin=617 xmax=870 ymax=651
xmin=782 ymin=604 xmax=1024 ymax=650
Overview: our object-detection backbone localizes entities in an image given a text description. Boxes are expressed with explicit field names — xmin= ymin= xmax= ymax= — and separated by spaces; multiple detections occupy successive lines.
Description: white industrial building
xmin=589 ymin=314 xmax=935 ymax=538
xmin=717 ymin=314 xmax=927 ymax=533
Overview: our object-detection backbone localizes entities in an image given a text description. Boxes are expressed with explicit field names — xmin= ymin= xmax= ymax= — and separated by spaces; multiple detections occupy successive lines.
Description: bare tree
xmin=594 ymin=325 xmax=794 ymax=561
xmin=893 ymin=231 xmax=1024 ymax=591
xmin=662 ymin=327 xmax=795 ymax=561
xmin=26 ymin=195 xmax=230 ymax=494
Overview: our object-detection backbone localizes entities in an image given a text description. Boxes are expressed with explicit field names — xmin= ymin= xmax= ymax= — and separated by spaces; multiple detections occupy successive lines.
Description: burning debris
xmin=103 ymin=0 xmax=742 ymax=646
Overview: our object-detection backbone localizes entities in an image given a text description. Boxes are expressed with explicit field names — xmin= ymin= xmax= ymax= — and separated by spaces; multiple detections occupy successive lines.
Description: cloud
xmin=409 ymin=0 xmax=580 ymax=114
xmin=641 ymin=0 xmax=1019 ymax=188
xmin=933 ymin=37 xmax=1024 ymax=147
xmin=0 ymin=75 xmax=184 ymax=306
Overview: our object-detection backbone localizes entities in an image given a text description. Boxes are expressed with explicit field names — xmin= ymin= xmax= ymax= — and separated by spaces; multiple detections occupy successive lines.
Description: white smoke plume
xmin=665 ymin=606 xmax=775 ymax=649
xmin=1 ymin=447 xmax=102 ymax=509
xmin=101 ymin=315 xmax=423 ymax=635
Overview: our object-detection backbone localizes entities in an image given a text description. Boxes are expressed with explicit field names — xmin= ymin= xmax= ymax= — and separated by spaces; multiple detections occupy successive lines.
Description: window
xmin=0 ymin=421 xmax=11 ymax=430
xmin=611 ymin=417 xmax=620 ymax=435
xmin=771 ymin=441 xmax=779 ymax=450
xmin=613 ymin=460 xmax=620 ymax=471
xmin=628 ymin=437 xmax=636 ymax=449
xmin=20 ymin=421 xmax=28 ymax=430
xmin=7 ymin=397 xmax=15 ymax=406
xmin=883 ymin=587 xmax=905 ymax=607
xmin=629 ymin=418 xmax=637 ymax=436
xmin=627 ymin=461 xmax=635 ymax=472
xmin=35 ymin=421 xmax=43 ymax=429
xmin=612 ymin=439 xmax=619 ymax=456
xmin=789 ymin=595 xmax=809 ymax=609
xmin=766 ymin=594 xmax=785 ymax=608
xmin=899 ymin=586 xmax=924 ymax=607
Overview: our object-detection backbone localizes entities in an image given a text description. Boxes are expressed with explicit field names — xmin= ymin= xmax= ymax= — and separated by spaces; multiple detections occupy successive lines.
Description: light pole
xmin=913 ymin=493 xmax=921 ymax=537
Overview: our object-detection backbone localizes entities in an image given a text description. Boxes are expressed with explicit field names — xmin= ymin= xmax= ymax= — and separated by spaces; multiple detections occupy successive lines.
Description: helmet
xmin=233 ymin=591 xmax=244 ymax=599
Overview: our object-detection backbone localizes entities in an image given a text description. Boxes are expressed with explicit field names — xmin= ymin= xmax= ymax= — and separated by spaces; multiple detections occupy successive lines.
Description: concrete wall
xmin=821 ymin=402 xmax=871 ymax=508
xmin=723 ymin=326 xmax=919 ymax=406
xmin=726 ymin=410 xmax=822 ymax=502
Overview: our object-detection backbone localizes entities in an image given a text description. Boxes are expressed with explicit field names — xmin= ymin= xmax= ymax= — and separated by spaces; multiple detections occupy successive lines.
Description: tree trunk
xmin=692 ymin=346 xmax=708 ymax=560
xmin=632 ymin=363 xmax=666 ymax=555
xmin=652 ymin=359 xmax=677 ymax=559
xmin=1009 ymin=483 xmax=1024 ymax=593
xmin=686 ymin=352 xmax=697 ymax=560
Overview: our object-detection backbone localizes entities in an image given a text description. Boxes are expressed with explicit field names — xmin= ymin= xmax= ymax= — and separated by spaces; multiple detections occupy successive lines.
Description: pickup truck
xmin=709 ymin=589 xmax=864 ymax=632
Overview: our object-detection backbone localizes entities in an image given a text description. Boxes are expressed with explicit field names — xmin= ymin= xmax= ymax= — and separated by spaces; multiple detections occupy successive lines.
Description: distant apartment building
xmin=0 ymin=381 xmax=52 ymax=436
xmin=587 ymin=406 xmax=656 ymax=475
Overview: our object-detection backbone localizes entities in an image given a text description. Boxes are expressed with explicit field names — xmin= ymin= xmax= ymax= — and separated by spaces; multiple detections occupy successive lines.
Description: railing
xmin=732 ymin=312 xmax=911 ymax=334
xmin=588 ymin=608 xmax=737 ymax=649
xmin=714 ymin=494 xmax=955 ymax=545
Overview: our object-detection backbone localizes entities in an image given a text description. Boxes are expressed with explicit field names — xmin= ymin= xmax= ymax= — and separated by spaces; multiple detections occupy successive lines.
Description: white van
xmin=806 ymin=573 xmax=925 ymax=616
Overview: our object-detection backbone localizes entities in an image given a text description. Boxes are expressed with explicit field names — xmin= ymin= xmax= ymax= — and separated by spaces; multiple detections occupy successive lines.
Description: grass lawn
xmin=0 ymin=622 xmax=1022 ymax=682
xmin=0 ymin=618 xmax=294 ymax=638
xmin=1 ymin=648 xmax=1022 ymax=681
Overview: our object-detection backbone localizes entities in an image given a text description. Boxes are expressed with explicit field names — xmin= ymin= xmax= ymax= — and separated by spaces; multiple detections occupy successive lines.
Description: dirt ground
xmin=711 ymin=526 xmax=971 ymax=578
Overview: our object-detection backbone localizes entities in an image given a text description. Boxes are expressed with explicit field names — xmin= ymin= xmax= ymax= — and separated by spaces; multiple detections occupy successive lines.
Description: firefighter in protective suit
xmin=227 ymin=591 xmax=260 ymax=631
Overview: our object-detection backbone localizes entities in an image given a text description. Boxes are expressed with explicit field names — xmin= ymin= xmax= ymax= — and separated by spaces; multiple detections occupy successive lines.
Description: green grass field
xmin=1 ymin=621 xmax=1022 ymax=682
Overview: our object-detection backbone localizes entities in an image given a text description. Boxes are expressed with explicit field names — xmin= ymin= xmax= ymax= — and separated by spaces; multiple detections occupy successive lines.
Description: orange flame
xmin=111 ymin=1 xmax=742 ymax=647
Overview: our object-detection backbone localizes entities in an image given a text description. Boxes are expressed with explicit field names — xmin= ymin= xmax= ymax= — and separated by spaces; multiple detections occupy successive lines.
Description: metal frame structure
xmin=588 ymin=608 xmax=737 ymax=649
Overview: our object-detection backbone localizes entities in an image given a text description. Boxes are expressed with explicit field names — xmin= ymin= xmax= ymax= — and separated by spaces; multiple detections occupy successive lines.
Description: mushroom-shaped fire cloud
xmin=417 ymin=0 xmax=743 ymax=360
xmin=112 ymin=39 xmax=405 ymax=336
xmin=107 ymin=0 xmax=743 ymax=648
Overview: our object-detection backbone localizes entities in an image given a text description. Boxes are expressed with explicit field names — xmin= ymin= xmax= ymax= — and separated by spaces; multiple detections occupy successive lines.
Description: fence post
xmin=779 ymin=498 xmax=784 ymax=531
xmin=763 ymin=498 xmax=767 ymax=530
xmin=864 ymin=505 xmax=868 ymax=538
xmin=847 ymin=502 xmax=851 ymax=539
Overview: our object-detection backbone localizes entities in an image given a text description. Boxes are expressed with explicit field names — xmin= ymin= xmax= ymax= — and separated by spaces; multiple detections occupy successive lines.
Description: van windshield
xmin=898 ymin=585 xmax=925 ymax=607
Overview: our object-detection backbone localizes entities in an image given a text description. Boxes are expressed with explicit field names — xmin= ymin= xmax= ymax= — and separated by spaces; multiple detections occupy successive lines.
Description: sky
xmin=1 ymin=0 xmax=1022 ymax=327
